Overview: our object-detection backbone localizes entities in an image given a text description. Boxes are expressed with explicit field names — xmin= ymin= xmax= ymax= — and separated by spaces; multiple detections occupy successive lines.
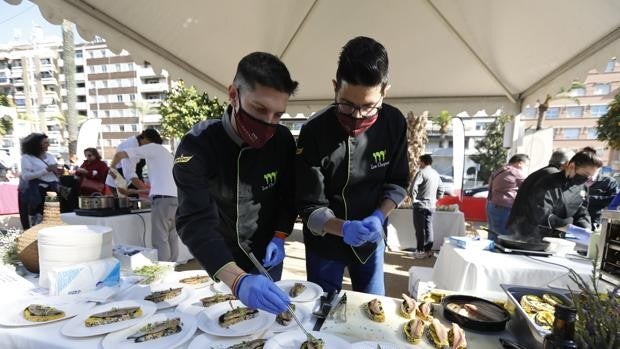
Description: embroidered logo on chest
xmin=261 ymin=171 xmax=278 ymax=191
xmin=370 ymin=149 xmax=389 ymax=170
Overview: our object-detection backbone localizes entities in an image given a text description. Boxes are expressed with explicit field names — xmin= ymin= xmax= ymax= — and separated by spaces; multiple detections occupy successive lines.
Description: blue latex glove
xmin=263 ymin=237 xmax=285 ymax=268
xmin=362 ymin=210 xmax=385 ymax=243
xmin=235 ymin=274 xmax=290 ymax=314
xmin=342 ymin=220 xmax=372 ymax=247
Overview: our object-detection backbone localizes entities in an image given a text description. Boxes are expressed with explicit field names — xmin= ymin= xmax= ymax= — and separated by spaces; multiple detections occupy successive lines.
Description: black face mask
xmin=569 ymin=174 xmax=589 ymax=186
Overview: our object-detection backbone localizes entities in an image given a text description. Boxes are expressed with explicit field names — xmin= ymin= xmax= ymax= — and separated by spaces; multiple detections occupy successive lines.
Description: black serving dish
xmin=441 ymin=294 xmax=511 ymax=332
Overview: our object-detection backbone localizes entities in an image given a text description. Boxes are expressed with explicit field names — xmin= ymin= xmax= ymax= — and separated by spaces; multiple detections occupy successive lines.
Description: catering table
xmin=0 ymin=269 xmax=521 ymax=349
xmin=387 ymin=209 xmax=466 ymax=251
xmin=0 ymin=182 xmax=19 ymax=215
xmin=61 ymin=212 xmax=193 ymax=264
xmin=432 ymin=243 xmax=594 ymax=293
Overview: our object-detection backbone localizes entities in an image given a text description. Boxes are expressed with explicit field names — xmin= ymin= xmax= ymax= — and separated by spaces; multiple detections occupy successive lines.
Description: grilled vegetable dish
xmin=300 ymin=337 xmax=325 ymax=349
xmin=200 ymin=293 xmax=236 ymax=307
xmin=144 ymin=287 xmax=183 ymax=303
xmin=448 ymin=323 xmax=467 ymax=349
xmin=23 ymin=304 xmax=65 ymax=322
xmin=400 ymin=293 xmax=418 ymax=319
xmin=426 ymin=318 xmax=450 ymax=348
xmin=365 ymin=298 xmax=385 ymax=322
xmin=126 ymin=317 xmax=182 ymax=342
xmin=219 ymin=307 xmax=258 ymax=328
xmin=276 ymin=304 xmax=295 ymax=326
xmin=417 ymin=301 xmax=434 ymax=322
xmin=179 ymin=275 xmax=210 ymax=285
xmin=289 ymin=282 xmax=306 ymax=298
xmin=84 ymin=306 xmax=142 ymax=327
xmin=404 ymin=318 xmax=426 ymax=344
xmin=226 ymin=338 xmax=266 ymax=349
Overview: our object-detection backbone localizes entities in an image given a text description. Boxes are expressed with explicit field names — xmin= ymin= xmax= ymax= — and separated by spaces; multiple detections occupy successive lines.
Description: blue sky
xmin=0 ymin=1 xmax=84 ymax=44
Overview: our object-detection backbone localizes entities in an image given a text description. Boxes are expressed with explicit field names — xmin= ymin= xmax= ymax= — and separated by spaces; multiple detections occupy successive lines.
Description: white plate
xmin=212 ymin=281 xmax=232 ymax=294
xmin=197 ymin=300 xmax=275 ymax=337
xmin=101 ymin=312 xmax=197 ymax=349
xmin=175 ymin=287 xmax=219 ymax=316
xmin=275 ymin=280 xmax=323 ymax=303
xmin=0 ymin=297 xmax=95 ymax=327
xmin=120 ymin=283 xmax=193 ymax=310
xmin=187 ymin=333 xmax=266 ymax=349
xmin=271 ymin=305 xmax=310 ymax=332
xmin=265 ymin=330 xmax=351 ymax=349
xmin=352 ymin=340 xmax=400 ymax=349
xmin=163 ymin=270 xmax=213 ymax=289
xmin=61 ymin=300 xmax=157 ymax=337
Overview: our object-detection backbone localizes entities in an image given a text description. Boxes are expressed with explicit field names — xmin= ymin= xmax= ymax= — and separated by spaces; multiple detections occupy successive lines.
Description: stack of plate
xmin=38 ymin=225 xmax=113 ymax=288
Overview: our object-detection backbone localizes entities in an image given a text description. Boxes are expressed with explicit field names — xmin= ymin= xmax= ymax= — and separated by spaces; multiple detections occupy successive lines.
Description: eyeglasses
xmin=333 ymin=98 xmax=382 ymax=118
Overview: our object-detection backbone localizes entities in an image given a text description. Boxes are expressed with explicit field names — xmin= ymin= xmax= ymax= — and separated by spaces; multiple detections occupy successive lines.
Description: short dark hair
xmin=139 ymin=128 xmax=163 ymax=144
xmin=570 ymin=147 xmax=603 ymax=168
xmin=508 ymin=154 xmax=529 ymax=164
xmin=549 ymin=149 xmax=574 ymax=167
xmin=419 ymin=154 xmax=433 ymax=165
xmin=21 ymin=133 xmax=48 ymax=156
xmin=84 ymin=147 xmax=101 ymax=160
xmin=336 ymin=36 xmax=389 ymax=89
xmin=233 ymin=52 xmax=298 ymax=95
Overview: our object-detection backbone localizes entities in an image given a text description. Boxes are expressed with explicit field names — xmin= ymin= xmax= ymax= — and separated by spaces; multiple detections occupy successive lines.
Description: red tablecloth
xmin=0 ymin=183 xmax=19 ymax=215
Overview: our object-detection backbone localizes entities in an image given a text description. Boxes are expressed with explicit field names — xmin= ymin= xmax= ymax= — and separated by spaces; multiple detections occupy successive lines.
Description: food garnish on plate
xmin=426 ymin=318 xmax=449 ymax=348
xmin=416 ymin=301 xmax=434 ymax=322
xmin=300 ymin=337 xmax=324 ymax=349
xmin=364 ymin=298 xmax=385 ymax=322
xmin=448 ymin=323 xmax=467 ymax=349
xmin=225 ymin=338 xmax=266 ymax=349
xmin=218 ymin=307 xmax=258 ymax=328
xmin=179 ymin=274 xmax=210 ymax=285
xmin=289 ymin=282 xmax=306 ymax=298
xmin=200 ymin=293 xmax=236 ymax=307
xmin=84 ymin=306 xmax=142 ymax=327
xmin=23 ymin=304 xmax=65 ymax=322
xmin=404 ymin=318 xmax=426 ymax=344
xmin=400 ymin=293 xmax=418 ymax=319
xmin=126 ymin=317 xmax=182 ymax=342
xmin=144 ymin=287 xmax=183 ymax=303
xmin=276 ymin=303 xmax=295 ymax=326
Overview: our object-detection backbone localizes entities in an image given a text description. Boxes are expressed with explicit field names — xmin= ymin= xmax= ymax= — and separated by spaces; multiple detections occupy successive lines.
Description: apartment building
xmin=520 ymin=58 xmax=619 ymax=166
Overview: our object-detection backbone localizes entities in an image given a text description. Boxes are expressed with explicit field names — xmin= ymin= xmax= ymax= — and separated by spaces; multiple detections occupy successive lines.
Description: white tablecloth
xmin=61 ymin=212 xmax=193 ymax=263
xmin=387 ymin=209 xmax=466 ymax=250
xmin=432 ymin=243 xmax=594 ymax=293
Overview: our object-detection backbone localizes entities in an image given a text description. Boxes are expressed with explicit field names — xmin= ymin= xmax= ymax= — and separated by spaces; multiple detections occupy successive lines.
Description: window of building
xmin=569 ymin=88 xmax=585 ymax=97
xmin=117 ymin=95 xmax=123 ymax=102
xmin=566 ymin=106 xmax=583 ymax=118
xmin=605 ymin=58 xmax=616 ymax=73
xmin=75 ymin=51 xmax=83 ymax=58
xmin=563 ymin=128 xmax=581 ymax=139
xmin=78 ymin=110 xmax=87 ymax=116
xmin=522 ymin=107 xmax=537 ymax=118
xmin=40 ymin=58 xmax=51 ymax=65
xmin=40 ymin=71 xmax=53 ymax=79
xmin=115 ymin=64 xmax=121 ymax=72
xmin=89 ymin=51 xmax=95 ymax=58
xmin=129 ymin=94 xmax=135 ymax=101
xmin=587 ymin=128 xmax=598 ymax=140
xmin=12 ymin=60 xmax=22 ymax=68
xmin=119 ymin=125 xmax=125 ymax=132
xmin=76 ymin=65 xmax=84 ymax=73
xmin=101 ymin=64 xmax=107 ymax=73
xmin=131 ymin=124 xmax=138 ymax=132
xmin=590 ymin=105 xmax=609 ymax=117
xmin=105 ymin=110 xmax=110 ymax=117
xmin=14 ymin=99 xmax=25 ymax=106
xmin=77 ymin=96 xmax=86 ymax=102
xmin=89 ymin=66 xmax=95 ymax=73
xmin=475 ymin=122 xmax=489 ymax=131
xmin=77 ymin=82 xmax=85 ymax=88
xmin=101 ymin=50 xmax=106 ymax=57
xmin=593 ymin=83 xmax=610 ymax=95
xmin=12 ymin=77 xmax=22 ymax=83
xmin=15 ymin=86 xmax=23 ymax=92
xmin=545 ymin=107 xmax=560 ymax=119
xmin=101 ymin=80 xmax=108 ymax=88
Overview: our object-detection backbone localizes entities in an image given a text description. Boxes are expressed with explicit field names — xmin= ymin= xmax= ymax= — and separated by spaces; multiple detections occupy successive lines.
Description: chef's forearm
xmin=376 ymin=198 xmax=397 ymax=218
xmin=214 ymin=262 xmax=247 ymax=292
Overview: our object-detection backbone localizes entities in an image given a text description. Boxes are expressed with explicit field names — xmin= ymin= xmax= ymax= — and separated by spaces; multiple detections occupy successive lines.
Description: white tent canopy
xmin=8 ymin=0 xmax=620 ymax=115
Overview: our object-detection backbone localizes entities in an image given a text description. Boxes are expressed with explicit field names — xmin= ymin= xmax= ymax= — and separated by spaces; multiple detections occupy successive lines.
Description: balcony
xmin=41 ymin=77 xmax=58 ymax=85
xmin=59 ymin=72 xmax=86 ymax=82
xmin=142 ymin=114 xmax=162 ymax=124
xmin=60 ymin=87 xmax=87 ymax=96
xmin=139 ymin=82 xmax=168 ymax=93
xmin=0 ymin=78 xmax=9 ymax=85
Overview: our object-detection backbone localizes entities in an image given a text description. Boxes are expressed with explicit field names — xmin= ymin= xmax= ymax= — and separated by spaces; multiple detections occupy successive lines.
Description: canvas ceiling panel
xmin=282 ymin=0 xmax=504 ymax=100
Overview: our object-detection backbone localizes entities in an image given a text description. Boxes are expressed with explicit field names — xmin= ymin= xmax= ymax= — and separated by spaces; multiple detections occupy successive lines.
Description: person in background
xmin=174 ymin=52 xmax=298 ymax=314
xmin=586 ymin=171 xmax=619 ymax=229
xmin=508 ymin=149 xmax=575 ymax=228
xmin=507 ymin=147 xmax=603 ymax=237
xmin=486 ymin=154 xmax=529 ymax=235
xmin=296 ymin=37 xmax=409 ymax=295
xmin=105 ymin=130 xmax=154 ymax=196
xmin=17 ymin=133 xmax=62 ymax=228
xmin=110 ymin=130 xmax=177 ymax=262
xmin=410 ymin=154 xmax=444 ymax=259
xmin=76 ymin=148 xmax=109 ymax=196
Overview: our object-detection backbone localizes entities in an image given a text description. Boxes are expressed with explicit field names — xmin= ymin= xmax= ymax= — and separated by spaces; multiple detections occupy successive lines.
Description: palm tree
xmin=62 ymin=20 xmax=78 ymax=158
xmin=432 ymin=110 xmax=452 ymax=148
xmin=403 ymin=111 xmax=429 ymax=207
xmin=536 ymin=81 xmax=582 ymax=131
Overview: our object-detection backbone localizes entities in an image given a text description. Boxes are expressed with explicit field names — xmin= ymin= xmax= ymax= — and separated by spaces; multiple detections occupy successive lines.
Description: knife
xmin=312 ymin=290 xmax=337 ymax=331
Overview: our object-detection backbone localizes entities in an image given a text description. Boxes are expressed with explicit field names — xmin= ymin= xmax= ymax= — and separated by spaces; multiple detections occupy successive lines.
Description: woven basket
xmin=16 ymin=201 xmax=65 ymax=273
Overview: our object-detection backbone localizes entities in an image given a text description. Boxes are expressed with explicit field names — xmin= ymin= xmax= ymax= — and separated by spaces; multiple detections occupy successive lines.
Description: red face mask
xmin=233 ymin=93 xmax=278 ymax=149
xmin=336 ymin=112 xmax=379 ymax=137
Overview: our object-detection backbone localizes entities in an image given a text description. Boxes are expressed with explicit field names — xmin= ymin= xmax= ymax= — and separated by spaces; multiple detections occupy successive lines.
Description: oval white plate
xmin=275 ymin=280 xmax=323 ymax=303
xmin=212 ymin=281 xmax=232 ymax=294
xmin=265 ymin=330 xmax=351 ymax=349
xmin=352 ymin=340 xmax=400 ymax=349
xmin=0 ymin=297 xmax=95 ymax=327
xmin=120 ymin=283 xmax=193 ymax=310
xmin=197 ymin=300 xmax=275 ymax=337
xmin=61 ymin=300 xmax=157 ymax=337
xmin=187 ymin=333 xmax=266 ymax=349
xmin=163 ymin=270 xmax=213 ymax=289
xmin=270 ymin=305 xmax=310 ymax=332
xmin=175 ymin=287 xmax=219 ymax=316
xmin=101 ymin=312 xmax=197 ymax=349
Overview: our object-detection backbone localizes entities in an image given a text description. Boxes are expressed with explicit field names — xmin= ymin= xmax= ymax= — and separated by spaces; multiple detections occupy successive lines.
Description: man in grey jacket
xmin=410 ymin=154 xmax=444 ymax=258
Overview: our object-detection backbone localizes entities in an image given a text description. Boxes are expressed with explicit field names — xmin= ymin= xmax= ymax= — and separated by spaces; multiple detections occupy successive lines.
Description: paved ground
xmin=177 ymin=224 xmax=436 ymax=298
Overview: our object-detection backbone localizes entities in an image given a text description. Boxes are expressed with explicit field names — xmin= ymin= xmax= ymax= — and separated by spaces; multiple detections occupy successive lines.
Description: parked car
xmin=463 ymin=186 xmax=488 ymax=197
